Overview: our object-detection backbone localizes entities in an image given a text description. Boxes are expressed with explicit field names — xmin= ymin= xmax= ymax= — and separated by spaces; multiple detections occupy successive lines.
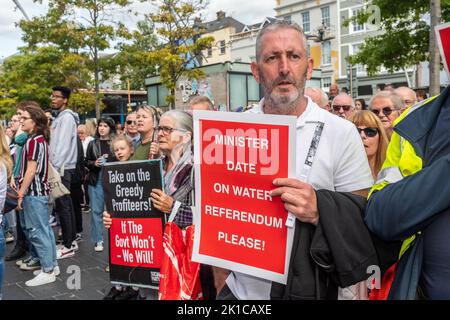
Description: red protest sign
xmin=102 ymin=160 xmax=165 ymax=288
xmin=192 ymin=111 xmax=296 ymax=284
xmin=110 ymin=218 xmax=163 ymax=268
xmin=436 ymin=22 xmax=450 ymax=79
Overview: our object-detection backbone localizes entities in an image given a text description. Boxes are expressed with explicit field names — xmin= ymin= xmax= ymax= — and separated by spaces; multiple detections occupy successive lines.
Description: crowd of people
xmin=0 ymin=19 xmax=448 ymax=300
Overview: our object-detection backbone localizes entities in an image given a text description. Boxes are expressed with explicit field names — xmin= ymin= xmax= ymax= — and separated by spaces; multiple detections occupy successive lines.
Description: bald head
xmin=329 ymin=84 xmax=339 ymax=99
xmin=331 ymin=93 xmax=354 ymax=119
xmin=305 ymin=87 xmax=329 ymax=109
xmin=394 ymin=86 xmax=417 ymax=110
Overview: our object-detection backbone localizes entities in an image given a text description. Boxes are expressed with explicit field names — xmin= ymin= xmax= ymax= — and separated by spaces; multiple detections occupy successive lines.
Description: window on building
xmin=283 ymin=15 xmax=291 ymax=23
xmin=207 ymin=46 xmax=212 ymax=57
xmin=229 ymin=74 xmax=262 ymax=111
xmin=352 ymin=8 xmax=364 ymax=32
xmin=219 ymin=40 xmax=226 ymax=55
xmin=321 ymin=6 xmax=330 ymax=27
xmin=351 ymin=43 xmax=366 ymax=73
xmin=301 ymin=11 xmax=310 ymax=33
xmin=322 ymin=77 xmax=332 ymax=90
xmin=322 ymin=40 xmax=331 ymax=65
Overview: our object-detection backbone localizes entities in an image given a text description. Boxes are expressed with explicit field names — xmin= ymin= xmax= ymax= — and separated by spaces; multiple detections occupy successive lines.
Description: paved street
xmin=2 ymin=210 xmax=158 ymax=300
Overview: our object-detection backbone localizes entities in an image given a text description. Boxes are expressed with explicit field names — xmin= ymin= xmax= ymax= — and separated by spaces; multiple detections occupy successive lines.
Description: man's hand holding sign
xmin=271 ymin=178 xmax=319 ymax=226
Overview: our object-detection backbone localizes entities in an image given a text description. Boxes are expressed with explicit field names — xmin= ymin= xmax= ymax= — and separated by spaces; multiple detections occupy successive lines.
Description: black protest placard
xmin=102 ymin=160 xmax=165 ymax=289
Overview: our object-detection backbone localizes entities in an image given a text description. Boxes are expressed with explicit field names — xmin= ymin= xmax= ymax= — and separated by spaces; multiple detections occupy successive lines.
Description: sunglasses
xmin=126 ymin=120 xmax=136 ymax=125
xmin=332 ymin=104 xmax=352 ymax=112
xmin=371 ymin=107 xmax=394 ymax=117
xmin=357 ymin=127 xmax=378 ymax=138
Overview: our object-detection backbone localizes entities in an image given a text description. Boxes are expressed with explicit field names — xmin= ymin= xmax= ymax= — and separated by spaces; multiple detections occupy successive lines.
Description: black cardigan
xmin=270 ymin=190 xmax=399 ymax=300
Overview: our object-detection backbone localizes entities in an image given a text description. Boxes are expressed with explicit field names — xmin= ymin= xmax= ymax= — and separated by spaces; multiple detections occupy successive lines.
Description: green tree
xmin=114 ymin=19 xmax=160 ymax=90
xmin=346 ymin=1 xmax=450 ymax=82
xmin=20 ymin=0 xmax=133 ymax=118
xmin=145 ymin=0 xmax=214 ymax=108
xmin=0 ymin=89 xmax=18 ymax=121
xmin=70 ymin=90 xmax=105 ymax=115
xmin=0 ymin=46 xmax=92 ymax=115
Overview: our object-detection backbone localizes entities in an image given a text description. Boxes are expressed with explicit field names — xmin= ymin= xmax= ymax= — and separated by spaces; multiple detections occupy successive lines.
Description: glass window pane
xmin=148 ymin=86 xmax=158 ymax=106
xmin=230 ymin=74 xmax=247 ymax=111
xmin=158 ymin=84 xmax=168 ymax=107
xmin=247 ymin=75 xmax=260 ymax=102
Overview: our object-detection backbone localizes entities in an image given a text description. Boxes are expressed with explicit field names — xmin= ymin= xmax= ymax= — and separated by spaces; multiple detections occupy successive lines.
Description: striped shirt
xmin=18 ymin=134 xmax=50 ymax=196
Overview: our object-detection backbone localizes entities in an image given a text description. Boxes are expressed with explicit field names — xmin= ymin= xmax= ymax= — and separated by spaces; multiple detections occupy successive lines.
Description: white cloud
xmin=0 ymin=0 xmax=275 ymax=59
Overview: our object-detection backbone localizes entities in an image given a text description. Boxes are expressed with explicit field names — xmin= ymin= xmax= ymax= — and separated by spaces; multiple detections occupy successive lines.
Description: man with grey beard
xmin=216 ymin=21 xmax=377 ymax=300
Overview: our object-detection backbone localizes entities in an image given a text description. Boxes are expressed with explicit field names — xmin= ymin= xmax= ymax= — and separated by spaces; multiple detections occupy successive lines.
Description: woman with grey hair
xmin=104 ymin=110 xmax=194 ymax=226
xmin=369 ymin=91 xmax=404 ymax=139
xmin=149 ymin=110 xmax=194 ymax=228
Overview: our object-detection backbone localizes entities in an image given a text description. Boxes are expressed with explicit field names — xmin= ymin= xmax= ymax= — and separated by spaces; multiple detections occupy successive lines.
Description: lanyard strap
xmin=286 ymin=121 xmax=325 ymax=228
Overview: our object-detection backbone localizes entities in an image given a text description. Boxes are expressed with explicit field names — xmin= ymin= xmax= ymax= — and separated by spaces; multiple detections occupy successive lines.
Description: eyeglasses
xmin=126 ymin=120 xmax=136 ymax=125
xmin=357 ymin=127 xmax=378 ymax=138
xmin=50 ymin=94 xmax=65 ymax=99
xmin=371 ymin=107 xmax=394 ymax=117
xmin=332 ymin=105 xmax=352 ymax=112
xmin=20 ymin=116 xmax=31 ymax=122
xmin=156 ymin=126 xmax=186 ymax=135
xmin=10 ymin=119 xmax=19 ymax=123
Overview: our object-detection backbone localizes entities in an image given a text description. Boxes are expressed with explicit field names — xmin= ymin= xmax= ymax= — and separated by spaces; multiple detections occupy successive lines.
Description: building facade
xmin=145 ymin=62 xmax=261 ymax=112
xmin=230 ymin=17 xmax=276 ymax=63
xmin=200 ymin=11 xmax=245 ymax=66
xmin=275 ymin=0 xmax=340 ymax=95
xmin=337 ymin=0 xmax=414 ymax=101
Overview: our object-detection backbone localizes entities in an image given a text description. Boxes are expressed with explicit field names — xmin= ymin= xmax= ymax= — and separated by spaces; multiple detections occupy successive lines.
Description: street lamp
xmin=306 ymin=24 xmax=334 ymax=43
xmin=12 ymin=0 xmax=30 ymax=21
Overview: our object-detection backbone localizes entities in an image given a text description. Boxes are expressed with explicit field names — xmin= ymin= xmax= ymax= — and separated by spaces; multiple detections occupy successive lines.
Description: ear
xmin=182 ymin=132 xmax=192 ymax=144
xmin=251 ymin=61 xmax=261 ymax=84
xmin=306 ymin=58 xmax=314 ymax=80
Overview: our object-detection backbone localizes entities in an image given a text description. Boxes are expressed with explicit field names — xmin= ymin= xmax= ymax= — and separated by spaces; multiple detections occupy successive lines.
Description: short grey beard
xmin=263 ymin=89 xmax=303 ymax=115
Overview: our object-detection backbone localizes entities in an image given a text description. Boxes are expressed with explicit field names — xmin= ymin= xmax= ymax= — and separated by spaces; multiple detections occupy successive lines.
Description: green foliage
xmin=0 ymin=89 xmax=18 ymax=120
xmin=70 ymin=90 xmax=104 ymax=114
xmin=145 ymin=0 xmax=215 ymax=107
xmin=0 ymin=46 xmax=92 ymax=116
xmin=20 ymin=0 xmax=134 ymax=118
xmin=346 ymin=0 xmax=450 ymax=75
xmin=114 ymin=19 xmax=160 ymax=90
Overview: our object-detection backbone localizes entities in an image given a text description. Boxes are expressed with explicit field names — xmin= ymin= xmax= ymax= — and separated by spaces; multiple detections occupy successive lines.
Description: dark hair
xmin=52 ymin=86 xmax=71 ymax=100
xmin=44 ymin=108 xmax=52 ymax=114
xmin=16 ymin=100 xmax=39 ymax=111
xmin=96 ymin=116 xmax=116 ymax=138
xmin=355 ymin=98 xmax=367 ymax=110
xmin=22 ymin=102 xmax=51 ymax=141
xmin=416 ymin=89 xmax=428 ymax=99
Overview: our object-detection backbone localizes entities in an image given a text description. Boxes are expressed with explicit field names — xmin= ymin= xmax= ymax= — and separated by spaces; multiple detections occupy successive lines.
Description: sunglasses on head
xmin=126 ymin=120 xmax=136 ymax=125
xmin=332 ymin=104 xmax=352 ymax=112
xmin=371 ymin=107 xmax=394 ymax=117
xmin=357 ymin=127 xmax=378 ymax=138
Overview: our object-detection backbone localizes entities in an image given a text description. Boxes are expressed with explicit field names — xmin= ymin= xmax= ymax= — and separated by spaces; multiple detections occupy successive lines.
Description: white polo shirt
xmin=226 ymin=96 xmax=374 ymax=300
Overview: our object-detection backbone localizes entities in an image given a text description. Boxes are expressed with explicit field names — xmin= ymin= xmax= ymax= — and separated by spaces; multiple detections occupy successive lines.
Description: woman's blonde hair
xmin=85 ymin=118 xmax=97 ymax=137
xmin=111 ymin=135 xmax=134 ymax=155
xmin=0 ymin=124 xmax=13 ymax=180
xmin=348 ymin=110 xmax=389 ymax=178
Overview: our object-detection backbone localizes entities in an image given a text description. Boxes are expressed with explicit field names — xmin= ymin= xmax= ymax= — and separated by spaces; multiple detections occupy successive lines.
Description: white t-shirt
xmin=226 ymin=96 xmax=374 ymax=300
xmin=82 ymin=136 xmax=95 ymax=157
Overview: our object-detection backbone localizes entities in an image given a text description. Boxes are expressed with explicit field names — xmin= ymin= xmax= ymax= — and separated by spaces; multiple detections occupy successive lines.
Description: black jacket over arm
xmin=271 ymin=190 xmax=400 ymax=300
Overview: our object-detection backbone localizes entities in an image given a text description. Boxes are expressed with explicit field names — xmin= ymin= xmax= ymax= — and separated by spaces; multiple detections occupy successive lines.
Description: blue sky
xmin=0 ymin=0 xmax=275 ymax=59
